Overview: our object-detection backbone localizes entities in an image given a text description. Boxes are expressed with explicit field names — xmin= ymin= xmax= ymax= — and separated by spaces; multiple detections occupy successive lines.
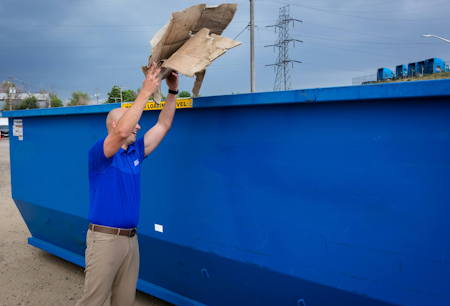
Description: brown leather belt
xmin=89 ymin=224 xmax=137 ymax=237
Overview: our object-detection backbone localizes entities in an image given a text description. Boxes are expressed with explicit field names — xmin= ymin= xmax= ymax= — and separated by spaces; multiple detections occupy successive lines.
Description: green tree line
xmin=2 ymin=80 xmax=195 ymax=111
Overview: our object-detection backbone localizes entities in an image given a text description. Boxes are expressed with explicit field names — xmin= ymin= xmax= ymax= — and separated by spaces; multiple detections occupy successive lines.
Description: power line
xmin=300 ymin=40 xmax=448 ymax=50
xmin=0 ymin=35 xmax=448 ymax=50
xmin=297 ymin=21 xmax=450 ymax=53
xmin=257 ymin=2 xmax=450 ymax=49
xmin=303 ymin=41 xmax=418 ymax=61
xmin=265 ymin=0 xmax=450 ymax=21
xmin=306 ymin=0 xmax=404 ymax=8
xmin=0 ymin=0 xmax=189 ymax=3
xmin=0 ymin=46 xmax=150 ymax=49
xmin=283 ymin=0 xmax=450 ymax=14
xmin=257 ymin=0 xmax=407 ymax=8
xmin=301 ymin=20 xmax=419 ymax=42
xmin=238 ymin=0 xmax=248 ymax=7
xmin=290 ymin=34 xmax=450 ymax=45
xmin=0 ymin=63 xmax=271 ymax=75
xmin=0 ymin=1 xmax=199 ymax=7
xmin=234 ymin=24 xmax=250 ymax=40
xmin=3 ymin=25 xmax=249 ymax=34
xmin=0 ymin=20 xmax=275 ymax=27
xmin=118 ymin=70 xmax=140 ymax=87
xmin=1 ymin=65 xmax=362 ymax=82
xmin=0 ymin=36 xmax=447 ymax=54
xmin=258 ymin=26 xmax=448 ymax=51
xmin=125 ymin=71 xmax=145 ymax=87
xmin=301 ymin=61 xmax=372 ymax=73
xmin=256 ymin=22 xmax=270 ymax=91
xmin=292 ymin=48 xmax=409 ymax=65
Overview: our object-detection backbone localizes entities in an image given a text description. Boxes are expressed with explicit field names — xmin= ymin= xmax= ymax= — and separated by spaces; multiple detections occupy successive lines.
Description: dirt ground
xmin=0 ymin=139 xmax=172 ymax=306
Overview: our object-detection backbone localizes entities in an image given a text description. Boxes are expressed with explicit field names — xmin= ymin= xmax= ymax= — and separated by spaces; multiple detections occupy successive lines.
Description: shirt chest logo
xmin=134 ymin=159 xmax=139 ymax=166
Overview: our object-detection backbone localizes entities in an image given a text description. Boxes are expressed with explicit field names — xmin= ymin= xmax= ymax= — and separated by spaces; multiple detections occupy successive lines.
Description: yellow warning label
xmin=121 ymin=98 xmax=193 ymax=111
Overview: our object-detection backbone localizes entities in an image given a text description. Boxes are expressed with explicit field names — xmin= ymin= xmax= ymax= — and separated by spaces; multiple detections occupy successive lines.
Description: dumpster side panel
xmin=8 ymin=94 xmax=450 ymax=305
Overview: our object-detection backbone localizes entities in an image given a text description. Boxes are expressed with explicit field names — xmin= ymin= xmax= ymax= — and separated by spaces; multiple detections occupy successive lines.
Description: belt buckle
xmin=129 ymin=228 xmax=137 ymax=237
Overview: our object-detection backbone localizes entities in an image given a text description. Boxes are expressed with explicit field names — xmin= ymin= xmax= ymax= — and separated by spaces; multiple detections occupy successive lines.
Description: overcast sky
xmin=0 ymin=0 xmax=449 ymax=103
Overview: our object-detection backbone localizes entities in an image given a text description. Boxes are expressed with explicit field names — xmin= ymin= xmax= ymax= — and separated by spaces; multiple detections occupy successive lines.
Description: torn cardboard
xmin=142 ymin=3 xmax=240 ymax=104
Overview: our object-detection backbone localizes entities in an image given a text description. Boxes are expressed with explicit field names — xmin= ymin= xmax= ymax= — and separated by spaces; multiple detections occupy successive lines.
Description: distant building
xmin=0 ymin=93 xmax=50 ymax=110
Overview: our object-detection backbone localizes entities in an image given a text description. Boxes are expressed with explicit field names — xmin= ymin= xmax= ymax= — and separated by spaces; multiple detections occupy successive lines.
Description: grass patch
xmin=372 ymin=71 xmax=450 ymax=84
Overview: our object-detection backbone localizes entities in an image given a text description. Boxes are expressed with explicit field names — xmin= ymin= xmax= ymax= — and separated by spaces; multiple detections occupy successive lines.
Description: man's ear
xmin=111 ymin=120 xmax=117 ymax=129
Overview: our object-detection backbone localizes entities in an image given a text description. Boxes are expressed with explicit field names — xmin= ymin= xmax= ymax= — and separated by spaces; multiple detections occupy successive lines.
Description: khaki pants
xmin=76 ymin=229 xmax=140 ymax=306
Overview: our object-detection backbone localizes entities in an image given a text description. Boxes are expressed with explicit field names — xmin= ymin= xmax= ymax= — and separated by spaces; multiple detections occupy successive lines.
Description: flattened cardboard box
xmin=142 ymin=3 xmax=240 ymax=104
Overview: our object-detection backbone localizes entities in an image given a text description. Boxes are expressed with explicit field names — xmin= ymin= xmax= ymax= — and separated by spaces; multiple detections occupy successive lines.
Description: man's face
xmin=127 ymin=123 xmax=141 ymax=143
xmin=110 ymin=108 xmax=141 ymax=144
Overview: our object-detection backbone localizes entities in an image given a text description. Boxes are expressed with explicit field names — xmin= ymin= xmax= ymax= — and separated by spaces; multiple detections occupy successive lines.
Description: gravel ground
xmin=0 ymin=139 xmax=172 ymax=306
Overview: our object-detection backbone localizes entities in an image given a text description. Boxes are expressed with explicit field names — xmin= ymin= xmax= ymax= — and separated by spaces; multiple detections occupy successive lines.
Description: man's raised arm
xmin=143 ymin=71 xmax=179 ymax=157
xmin=103 ymin=63 xmax=161 ymax=158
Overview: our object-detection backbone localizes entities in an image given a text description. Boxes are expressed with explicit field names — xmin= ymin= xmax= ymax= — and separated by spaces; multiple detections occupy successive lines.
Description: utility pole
xmin=119 ymin=86 xmax=127 ymax=102
xmin=95 ymin=87 xmax=100 ymax=105
xmin=9 ymin=76 xmax=13 ymax=111
xmin=265 ymin=5 xmax=302 ymax=91
xmin=250 ymin=0 xmax=255 ymax=93
xmin=250 ymin=0 xmax=256 ymax=92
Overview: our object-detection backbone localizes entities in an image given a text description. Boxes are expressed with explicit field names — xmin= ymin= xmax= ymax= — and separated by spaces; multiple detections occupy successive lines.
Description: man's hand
xmin=166 ymin=70 xmax=179 ymax=91
xmin=141 ymin=62 xmax=162 ymax=97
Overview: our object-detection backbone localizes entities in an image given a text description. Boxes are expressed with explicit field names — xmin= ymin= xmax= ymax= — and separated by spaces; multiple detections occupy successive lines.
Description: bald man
xmin=76 ymin=63 xmax=179 ymax=306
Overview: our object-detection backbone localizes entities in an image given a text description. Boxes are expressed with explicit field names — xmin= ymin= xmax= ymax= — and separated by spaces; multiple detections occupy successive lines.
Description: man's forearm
xmin=158 ymin=93 xmax=177 ymax=130
xmin=114 ymin=91 xmax=150 ymax=138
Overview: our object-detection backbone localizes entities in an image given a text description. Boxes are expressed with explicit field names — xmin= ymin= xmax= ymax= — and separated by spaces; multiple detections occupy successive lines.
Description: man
xmin=76 ymin=63 xmax=179 ymax=306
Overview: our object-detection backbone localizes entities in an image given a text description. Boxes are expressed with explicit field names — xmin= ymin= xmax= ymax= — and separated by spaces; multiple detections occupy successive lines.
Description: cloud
xmin=0 ymin=0 xmax=448 ymax=101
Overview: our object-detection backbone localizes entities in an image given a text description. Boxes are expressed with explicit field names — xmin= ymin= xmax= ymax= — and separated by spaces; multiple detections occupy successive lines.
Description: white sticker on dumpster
xmin=18 ymin=127 xmax=23 ymax=141
xmin=155 ymin=224 xmax=163 ymax=233
xmin=13 ymin=119 xmax=23 ymax=140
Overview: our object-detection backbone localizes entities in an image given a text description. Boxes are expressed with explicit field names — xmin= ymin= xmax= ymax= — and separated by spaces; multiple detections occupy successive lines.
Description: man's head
xmin=106 ymin=108 xmax=141 ymax=145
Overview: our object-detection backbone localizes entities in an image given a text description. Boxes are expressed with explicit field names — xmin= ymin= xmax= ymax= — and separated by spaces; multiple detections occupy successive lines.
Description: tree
xmin=1 ymin=81 xmax=12 ymax=93
xmin=2 ymin=80 xmax=24 ymax=111
xmin=2 ymin=98 xmax=15 ymax=111
xmin=1 ymin=80 xmax=24 ymax=94
xmin=67 ymin=91 xmax=89 ymax=106
xmin=45 ymin=83 xmax=58 ymax=107
xmin=107 ymin=85 xmax=138 ymax=103
xmin=50 ymin=94 xmax=63 ymax=107
xmin=106 ymin=85 xmax=121 ymax=103
xmin=122 ymin=89 xmax=137 ymax=102
xmin=18 ymin=95 xmax=39 ymax=110
xmin=177 ymin=91 xmax=191 ymax=98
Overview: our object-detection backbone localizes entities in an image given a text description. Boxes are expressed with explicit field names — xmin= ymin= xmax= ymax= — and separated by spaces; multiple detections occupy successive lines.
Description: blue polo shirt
xmin=88 ymin=137 xmax=146 ymax=229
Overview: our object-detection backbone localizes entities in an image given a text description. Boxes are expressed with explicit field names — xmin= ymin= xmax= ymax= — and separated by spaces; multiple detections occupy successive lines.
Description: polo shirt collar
xmin=119 ymin=143 xmax=136 ymax=155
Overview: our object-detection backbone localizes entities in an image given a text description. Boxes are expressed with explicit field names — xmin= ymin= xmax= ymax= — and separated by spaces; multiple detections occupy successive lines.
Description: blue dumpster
xmin=408 ymin=62 xmax=418 ymax=77
xmin=417 ymin=60 xmax=427 ymax=75
xmin=376 ymin=68 xmax=393 ymax=81
xmin=426 ymin=58 xmax=446 ymax=74
xmin=3 ymin=80 xmax=450 ymax=306
xmin=395 ymin=65 xmax=407 ymax=78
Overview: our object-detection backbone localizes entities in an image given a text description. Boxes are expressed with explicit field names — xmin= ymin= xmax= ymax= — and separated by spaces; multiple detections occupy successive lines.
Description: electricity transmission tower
xmin=265 ymin=5 xmax=302 ymax=91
